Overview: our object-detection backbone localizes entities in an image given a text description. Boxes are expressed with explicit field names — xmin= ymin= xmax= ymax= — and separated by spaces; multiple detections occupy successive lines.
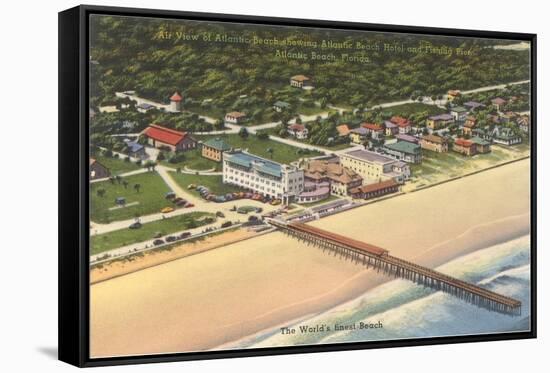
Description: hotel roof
xmin=225 ymin=151 xmax=283 ymax=178
xmin=342 ymin=149 xmax=395 ymax=164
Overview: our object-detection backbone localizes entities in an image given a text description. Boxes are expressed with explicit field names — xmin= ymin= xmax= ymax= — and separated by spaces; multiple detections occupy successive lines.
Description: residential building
xmin=90 ymin=158 xmax=110 ymax=180
xmin=384 ymin=121 xmax=399 ymax=136
xmin=383 ymin=141 xmax=422 ymax=164
xmin=225 ymin=111 xmax=247 ymax=124
xmin=124 ymin=140 xmax=146 ymax=159
xmin=463 ymin=101 xmax=485 ymax=111
xmin=499 ymin=111 xmax=517 ymax=123
xmin=143 ymin=124 xmax=197 ymax=152
xmin=453 ymin=138 xmax=477 ymax=156
xmin=517 ymin=115 xmax=530 ymax=133
xmin=201 ymin=137 xmax=231 ymax=162
xmin=223 ymin=150 xmax=304 ymax=204
xmin=290 ymin=75 xmax=312 ymax=89
xmin=491 ymin=97 xmax=507 ymax=112
xmin=450 ymin=106 xmax=469 ymax=122
xmin=303 ymin=159 xmax=363 ymax=196
xmin=340 ymin=149 xmax=411 ymax=184
xmin=287 ymin=123 xmax=309 ymax=139
xmin=493 ymin=127 xmax=522 ymax=146
xmin=273 ymin=101 xmax=291 ymax=112
xmin=169 ymin=91 xmax=183 ymax=112
xmin=350 ymin=179 xmax=399 ymax=200
xmin=395 ymin=134 xmax=419 ymax=144
xmin=471 ymin=136 xmax=491 ymax=154
xmin=349 ymin=127 xmax=369 ymax=144
xmin=336 ymin=124 xmax=350 ymax=137
xmin=137 ymin=102 xmax=156 ymax=113
xmin=426 ymin=113 xmax=454 ymax=130
xmin=463 ymin=116 xmax=477 ymax=136
xmin=447 ymin=90 xmax=461 ymax=101
xmin=421 ymin=134 xmax=448 ymax=153
xmin=390 ymin=116 xmax=412 ymax=134
xmin=472 ymin=128 xmax=493 ymax=142
xmin=361 ymin=122 xmax=385 ymax=139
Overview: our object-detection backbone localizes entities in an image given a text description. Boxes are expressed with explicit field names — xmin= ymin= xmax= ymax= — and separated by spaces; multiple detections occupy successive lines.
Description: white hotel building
xmin=223 ymin=150 xmax=304 ymax=204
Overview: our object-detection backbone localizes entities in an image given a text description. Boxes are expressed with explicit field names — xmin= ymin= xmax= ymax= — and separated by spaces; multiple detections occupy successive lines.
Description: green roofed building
xmin=273 ymin=100 xmax=291 ymax=112
xmin=471 ymin=136 xmax=492 ymax=153
xmin=383 ymin=141 xmax=422 ymax=164
xmin=201 ymin=137 xmax=232 ymax=162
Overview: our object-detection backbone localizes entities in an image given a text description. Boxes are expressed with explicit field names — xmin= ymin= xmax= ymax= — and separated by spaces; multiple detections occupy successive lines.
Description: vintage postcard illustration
xmin=88 ymin=14 xmax=532 ymax=358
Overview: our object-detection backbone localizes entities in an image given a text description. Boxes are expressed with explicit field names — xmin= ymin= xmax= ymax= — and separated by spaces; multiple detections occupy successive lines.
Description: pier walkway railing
xmin=268 ymin=219 xmax=521 ymax=316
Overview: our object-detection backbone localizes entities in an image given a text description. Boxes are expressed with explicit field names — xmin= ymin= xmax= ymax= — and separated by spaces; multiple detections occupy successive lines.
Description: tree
xmin=134 ymin=183 xmax=141 ymax=193
xmin=122 ymin=180 xmax=129 ymax=189
xmin=96 ymin=188 xmax=106 ymax=197
xmin=144 ymin=160 xmax=157 ymax=171
xmin=239 ymin=127 xmax=249 ymax=140
xmin=157 ymin=151 xmax=166 ymax=161
xmin=256 ymin=132 xmax=269 ymax=140
xmin=267 ymin=148 xmax=274 ymax=159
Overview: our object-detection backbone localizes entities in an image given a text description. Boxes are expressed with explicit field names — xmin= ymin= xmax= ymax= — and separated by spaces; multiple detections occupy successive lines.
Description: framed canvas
xmin=58 ymin=4 xmax=537 ymax=367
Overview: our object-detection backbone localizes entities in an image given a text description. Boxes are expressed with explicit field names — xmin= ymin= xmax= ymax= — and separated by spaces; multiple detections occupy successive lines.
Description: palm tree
xmin=134 ymin=183 xmax=141 ymax=193
xmin=267 ymin=148 xmax=274 ymax=159
xmin=96 ymin=188 xmax=106 ymax=197
xmin=122 ymin=180 xmax=129 ymax=189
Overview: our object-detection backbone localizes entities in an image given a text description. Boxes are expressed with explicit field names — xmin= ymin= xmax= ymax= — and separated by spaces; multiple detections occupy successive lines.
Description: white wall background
xmin=0 ymin=0 xmax=546 ymax=371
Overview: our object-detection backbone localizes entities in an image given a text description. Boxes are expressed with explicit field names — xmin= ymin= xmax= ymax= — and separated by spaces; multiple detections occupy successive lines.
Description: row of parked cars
xmin=188 ymin=184 xmax=281 ymax=205
xmin=161 ymin=192 xmax=194 ymax=213
xmin=152 ymin=231 xmax=192 ymax=246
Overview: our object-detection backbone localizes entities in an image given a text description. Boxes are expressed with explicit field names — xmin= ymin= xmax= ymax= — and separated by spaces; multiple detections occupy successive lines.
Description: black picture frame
xmin=59 ymin=4 xmax=537 ymax=367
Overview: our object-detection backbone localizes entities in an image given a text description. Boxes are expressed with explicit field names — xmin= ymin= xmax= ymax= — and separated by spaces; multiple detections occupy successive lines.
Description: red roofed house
xmin=90 ymin=158 xmax=110 ymax=180
xmin=390 ymin=116 xmax=412 ymax=134
xmin=287 ymin=123 xmax=309 ymax=139
xmin=143 ymin=124 xmax=197 ymax=152
xmin=290 ymin=75 xmax=312 ymax=89
xmin=361 ymin=122 xmax=384 ymax=139
xmin=169 ymin=91 xmax=183 ymax=112
xmin=452 ymin=138 xmax=477 ymax=156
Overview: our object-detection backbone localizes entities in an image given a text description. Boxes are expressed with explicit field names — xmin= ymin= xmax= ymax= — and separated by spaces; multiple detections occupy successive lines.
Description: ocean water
xmin=234 ymin=235 xmax=531 ymax=348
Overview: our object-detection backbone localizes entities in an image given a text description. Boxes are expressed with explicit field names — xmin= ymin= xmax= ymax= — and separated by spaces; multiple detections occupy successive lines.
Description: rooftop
xmin=451 ymin=106 xmax=468 ymax=113
xmin=342 ymin=149 xmax=395 ymax=164
xmin=226 ymin=111 xmax=246 ymax=118
xmin=350 ymin=127 xmax=369 ymax=135
xmin=422 ymin=134 xmax=447 ymax=144
xmin=291 ymin=74 xmax=310 ymax=82
xmin=273 ymin=100 xmax=291 ymax=108
xmin=202 ymin=137 xmax=231 ymax=151
xmin=336 ymin=124 xmax=350 ymax=136
xmin=351 ymin=179 xmax=398 ymax=195
xmin=143 ymin=124 xmax=189 ymax=146
xmin=454 ymin=138 xmax=474 ymax=147
xmin=429 ymin=113 xmax=454 ymax=121
xmin=384 ymin=141 xmax=421 ymax=155
xmin=225 ymin=151 xmax=283 ymax=178
xmin=170 ymin=91 xmax=183 ymax=102
xmin=471 ymin=136 xmax=491 ymax=146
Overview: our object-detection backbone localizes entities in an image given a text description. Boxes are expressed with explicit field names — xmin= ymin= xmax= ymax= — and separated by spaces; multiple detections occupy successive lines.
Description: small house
xmin=426 ymin=114 xmax=454 ymax=130
xmin=224 ymin=111 xmax=247 ymax=124
xmin=137 ymin=102 xmax=156 ymax=113
xmin=491 ymin=97 xmax=507 ymax=112
xmin=453 ymin=138 xmax=476 ymax=156
xmin=143 ymin=124 xmax=197 ymax=152
xmin=383 ymin=141 xmax=422 ymax=163
xmin=421 ymin=134 xmax=448 ymax=153
xmin=336 ymin=124 xmax=350 ymax=137
xmin=349 ymin=127 xmax=369 ymax=144
xmin=290 ymin=75 xmax=312 ymax=89
xmin=201 ymin=137 xmax=231 ymax=162
xmin=273 ymin=101 xmax=291 ymax=112
xmin=287 ymin=123 xmax=309 ymax=139
xmin=450 ymin=106 xmax=469 ymax=122
xmin=471 ymin=136 xmax=491 ymax=154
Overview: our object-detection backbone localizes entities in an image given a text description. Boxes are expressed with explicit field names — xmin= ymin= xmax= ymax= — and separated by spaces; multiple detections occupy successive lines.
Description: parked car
xmin=175 ymin=200 xmax=186 ymax=207
xmin=184 ymin=202 xmax=194 ymax=208
xmin=255 ymin=207 xmax=263 ymax=213
xmin=221 ymin=221 xmax=233 ymax=228
xmin=165 ymin=192 xmax=176 ymax=200
xmin=216 ymin=211 xmax=225 ymax=218
xmin=165 ymin=236 xmax=176 ymax=243
xmin=161 ymin=207 xmax=175 ymax=213
xmin=270 ymin=199 xmax=282 ymax=206
xmin=179 ymin=232 xmax=192 ymax=239
xmin=187 ymin=184 xmax=197 ymax=190
xmin=153 ymin=239 xmax=164 ymax=246
xmin=129 ymin=221 xmax=142 ymax=229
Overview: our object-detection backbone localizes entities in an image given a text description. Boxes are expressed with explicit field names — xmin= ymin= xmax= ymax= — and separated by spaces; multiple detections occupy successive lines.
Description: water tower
xmin=169 ymin=91 xmax=183 ymax=112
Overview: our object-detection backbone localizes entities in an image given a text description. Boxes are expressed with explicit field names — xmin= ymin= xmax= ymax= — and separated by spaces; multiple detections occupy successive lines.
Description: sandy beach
xmin=90 ymin=159 xmax=531 ymax=358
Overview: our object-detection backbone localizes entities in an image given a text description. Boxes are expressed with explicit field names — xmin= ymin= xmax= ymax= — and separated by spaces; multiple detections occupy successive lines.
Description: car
xmin=129 ymin=221 xmax=142 ymax=229
xmin=255 ymin=207 xmax=263 ymax=213
xmin=270 ymin=199 xmax=281 ymax=206
xmin=175 ymin=200 xmax=186 ymax=207
xmin=187 ymin=184 xmax=197 ymax=190
xmin=153 ymin=239 xmax=164 ymax=246
xmin=165 ymin=236 xmax=176 ymax=243
xmin=179 ymin=232 xmax=192 ymax=239
xmin=161 ymin=207 xmax=175 ymax=213
xmin=221 ymin=221 xmax=233 ymax=228
xmin=165 ymin=192 xmax=176 ymax=200
xmin=216 ymin=211 xmax=225 ymax=218
xmin=185 ymin=202 xmax=194 ymax=208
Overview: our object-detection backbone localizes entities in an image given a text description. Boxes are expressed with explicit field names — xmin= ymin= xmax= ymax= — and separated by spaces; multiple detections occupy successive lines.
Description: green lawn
xmin=94 ymin=155 xmax=140 ymax=175
xmin=160 ymin=148 xmax=221 ymax=171
xmin=195 ymin=134 xmax=323 ymax=164
xmin=381 ymin=103 xmax=446 ymax=117
xmin=90 ymin=171 xmax=171 ymax=223
xmin=91 ymin=212 xmax=215 ymax=255
xmin=263 ymin=128 xmax=353 ymax=151
xmin=169 ymin=172 xmax=243 ymax=196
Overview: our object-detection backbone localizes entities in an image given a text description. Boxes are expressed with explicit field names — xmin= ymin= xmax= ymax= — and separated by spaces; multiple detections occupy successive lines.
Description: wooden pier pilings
xmin=269 ymin=220 xmax=521 ymax=316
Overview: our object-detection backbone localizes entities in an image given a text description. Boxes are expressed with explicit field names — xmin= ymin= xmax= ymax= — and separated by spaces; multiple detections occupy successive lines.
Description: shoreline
xmin=90 ymin=159 xmax=530 ymax=358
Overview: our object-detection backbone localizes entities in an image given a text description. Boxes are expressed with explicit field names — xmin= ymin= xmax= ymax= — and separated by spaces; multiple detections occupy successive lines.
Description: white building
xmin=223 ymin=150 xmax=304 ymax=204
xmin=339 ymin=149 xmax=411 ymax=184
